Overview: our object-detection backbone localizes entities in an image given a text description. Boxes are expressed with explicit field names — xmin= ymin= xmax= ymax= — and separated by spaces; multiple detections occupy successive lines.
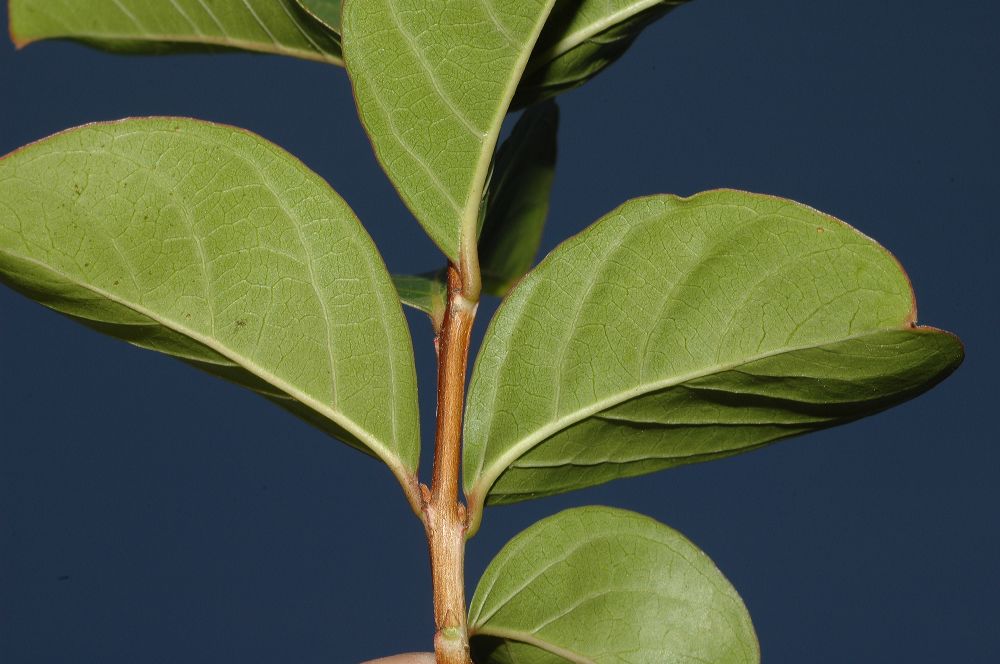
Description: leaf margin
xmin=340 ymin=0 xmax=558 ymax=281
xmin=463 ymin=189 xmax=963 ymax=534
xmin=7 ymin=0 xmax=345 ymax=65
xmin=468 ymin=504 xmax=760 ymax=663
xmin=0 ymin=115 xmax=424 ymax=511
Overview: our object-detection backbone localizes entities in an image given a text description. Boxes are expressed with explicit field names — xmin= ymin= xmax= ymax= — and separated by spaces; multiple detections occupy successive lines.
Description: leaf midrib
xmin=0 ymin=246 xmax=409 ymax=481
xmin=470 ymin=326 xmax=913 ymax=503
xmin=457 ymin=0 xmax=559 ymax=272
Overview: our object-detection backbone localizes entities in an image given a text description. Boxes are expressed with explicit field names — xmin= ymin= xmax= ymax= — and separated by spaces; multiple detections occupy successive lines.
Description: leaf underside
xmin=7 ymin=1 xmax=688 ymax=112
xmin=469 ymin=506 xmax=759 ymax=663
xmin=397 ymin=100 xmax=559 ymax=305
xmin=342 ymin=0 xmax=557 ymax=262
xmin=0 ymin=118 xmax=419 ymax=479
xmin=463 ymin=190 xmax=963 ymax=512
xmin=8 ymin=0 xmax=343 ymax=64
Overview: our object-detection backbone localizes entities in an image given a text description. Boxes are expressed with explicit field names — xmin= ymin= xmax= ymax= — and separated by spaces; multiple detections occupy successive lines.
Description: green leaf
xmin=469 ymin=506 xmax=759 ymax=663
xmin=393 ymin=271 xmax=447 ymax=330
xmin=513 ymin=0 xmax=691 ymax=109
xmin=0 ymin=118 xmax=420 ymax=489
xmin=480 ymin=101 xmax=559 ymax=296
xmin=464 ymin=190 xmax=963 ymax=522
xmin=342 ymin=0 xmax=557 ymax=266
xmin=8 ymin=0 xmax=343 ymax=65
xmin=296 ymin=0 xmax=342 ymax=32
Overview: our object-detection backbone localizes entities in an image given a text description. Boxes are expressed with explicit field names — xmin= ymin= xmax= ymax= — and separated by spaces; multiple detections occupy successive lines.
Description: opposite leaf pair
xmin=462 ymin=192 xmax=962 ymax=526
xmin=2 ymin=1 xmax=964 ymax=662
xmin=8 ymin=0 xmax=689 ymax=112
xmin=0 ymin=124 xmax=962 ymax=664
xmin=0 ymin=120 xmax=422 ymax=507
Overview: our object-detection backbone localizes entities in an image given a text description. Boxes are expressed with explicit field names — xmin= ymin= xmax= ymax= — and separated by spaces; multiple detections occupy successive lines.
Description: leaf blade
xmin=484 ymin=328 xmax=962 ymax=505
xmin=9 ymin=0 xmax=343 ymax=64
xmin=342 ymin=0 xmax=557 ymax=265
xmin=0 ymin=118 xmax=419 ymax=484
xmin=469 ymin=506 xmax=759 ymax=663
xmin=464 ymin=190 xmax=963 ymax=520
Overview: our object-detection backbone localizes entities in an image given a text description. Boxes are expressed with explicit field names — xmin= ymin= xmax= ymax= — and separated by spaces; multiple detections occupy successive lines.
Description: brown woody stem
xmin=422 ymin=265 xmax=477 ymax=664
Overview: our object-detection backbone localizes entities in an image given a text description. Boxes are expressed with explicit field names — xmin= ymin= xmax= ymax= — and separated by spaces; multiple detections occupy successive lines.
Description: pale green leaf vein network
xmin=463 ymin=190 xmax=963 ymax=519
xmin=384 ymin=4 xmax=485 ymax=138
xmin=0 ymin=118 xmax=419 ymax=486
xmin=474 ymin=535 xmax=600 ymax=627
xmin=352 ymin=60 xmax=463 ymax=216
xmin=343 ymin=0 xmax=557 ymax=262
xmin=1 ymin=249 xmax=373 ymax=451
xmin=477 ymin=0 xmax=517 ymax=45
xmin=548 ymin=226 xmax=631 ymax=425
xmin=255 ymin=157 xmax=339 ymax=407
xmin=468 ymin=507 xmax=758 ymax=663
xmin=86 ymin=133 xmax=222 ymax=333
xmin=87 ymin=125 xmax=344 ymax=404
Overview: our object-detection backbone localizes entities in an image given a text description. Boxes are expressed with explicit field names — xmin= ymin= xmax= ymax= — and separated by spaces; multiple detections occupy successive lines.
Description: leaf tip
xmin=6 ymin=0 xmax=37 ymax=49
xmin=7 ymin=2 xmax=27 ymax=50
xmin=914 ymin=324 xmax=966 ymax=361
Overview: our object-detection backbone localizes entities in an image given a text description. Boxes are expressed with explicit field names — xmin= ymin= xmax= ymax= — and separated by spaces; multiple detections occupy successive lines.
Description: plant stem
xmin=423 ymin=266 xmax=477 ymax=664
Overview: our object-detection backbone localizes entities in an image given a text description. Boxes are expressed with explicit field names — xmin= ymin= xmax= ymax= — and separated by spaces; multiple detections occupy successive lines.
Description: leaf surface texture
xmin=464 ymin=190 xmax=963 ymax=515
xmin=0 ymin=118 xmax=420 ymax=482
xmin=469 ymin=506 xmax=758 ymax=663
xmin=342 ymin=0 xmax=557 ymax=262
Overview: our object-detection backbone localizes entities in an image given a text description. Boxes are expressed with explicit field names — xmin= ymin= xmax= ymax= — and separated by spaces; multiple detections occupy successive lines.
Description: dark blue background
xmin=1 ymin=1 xmax=997 ymax=662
